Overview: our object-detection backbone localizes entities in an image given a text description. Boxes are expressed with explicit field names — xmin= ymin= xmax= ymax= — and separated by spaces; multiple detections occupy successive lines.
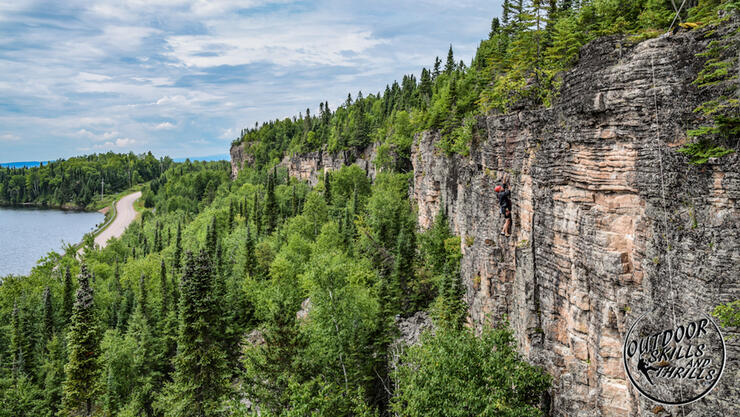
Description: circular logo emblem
xmin=623 ymin=306 xmax=726 ymax=405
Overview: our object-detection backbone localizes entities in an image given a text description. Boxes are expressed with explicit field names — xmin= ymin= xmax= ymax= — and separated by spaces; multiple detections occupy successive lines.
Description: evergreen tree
xmin=489 ymin=17 xmax=501 ymax=39
xmin=62 ymin=264 xmax=101 ymax=417
xmin=244 ymin=225 xmax=256 ymax=278
xmin=62 ymin=266 xmax=74 ymax=326
xmin=291 ymin=184 xmax=298 ymax=217
xmin=445 ymin=45 xmax=455 ymax=74
xmin=160 ymin=259 xmax=169 ymax=319
xmin=161 ymin=251 xmax=229 ymax=417
xmin=323 ymin=171 xmax=332 ymax=204
xmin=228 ymin=199 xmax=235 ymax=231
xmin=206 ymin=216 xmax=218 ymax=260
xmin=433 ymin=57 xmax=441 ymax=78
xmin=127 ymin=273 xmax=159 ymax=417
xmin=10 ymin=302 xmax=25 ymax=379
xmin=41 ymin=335 xmax=65 ymax=417
xmin=253 ymin=191 xmax=261 ymax=237
xmin=42 ymin=287 xmax=54 ymax=345
xmin=173 ymin=222 xmax=182 ymax=273
xmin=262 ymin=173 xmax=278 ymax=234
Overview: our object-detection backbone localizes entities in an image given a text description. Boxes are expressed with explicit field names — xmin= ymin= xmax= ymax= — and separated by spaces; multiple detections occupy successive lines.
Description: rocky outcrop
xmin=230 ymin=142 xmax=255 ymax=178
xmin=278 ymin=143 xmax=380 ymax=186
xmin=412 ymin=25 xmax=739 ymax=417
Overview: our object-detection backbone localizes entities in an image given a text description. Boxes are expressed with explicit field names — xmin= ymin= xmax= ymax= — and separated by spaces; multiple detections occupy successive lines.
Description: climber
xmin=495 ymin=182 xmax=511 ymax=237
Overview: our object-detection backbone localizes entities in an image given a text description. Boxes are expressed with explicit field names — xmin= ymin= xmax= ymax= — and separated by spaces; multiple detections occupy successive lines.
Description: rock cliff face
xmin=231 ymin=140 xmax=380 ymax=184
xmin=230 ymin=142 xmax=255 ymax=178
xmin=278 ymin=143 xmax=380 ymax=186
xmin=412 ymin=26 xmax=739 ymax=417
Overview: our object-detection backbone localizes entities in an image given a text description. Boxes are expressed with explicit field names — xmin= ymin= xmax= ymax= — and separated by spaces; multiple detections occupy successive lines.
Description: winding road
xmin=95 ymin=191 xmax=141 ymax=249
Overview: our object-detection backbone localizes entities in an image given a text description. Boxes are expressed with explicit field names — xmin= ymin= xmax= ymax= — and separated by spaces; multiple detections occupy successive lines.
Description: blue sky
xmin=0 ymin=0 xmax=502 ymax=162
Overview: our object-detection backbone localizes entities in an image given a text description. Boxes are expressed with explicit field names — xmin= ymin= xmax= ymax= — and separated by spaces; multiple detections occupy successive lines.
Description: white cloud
xmin=115 ymin=138 xmax=136 ymax=147
xmin=154 ymin=122 xmax=176 ymax=130
xmin=0 ymin=133 xmax=20 ymax=142
xmin=165 ymin=23 xmax=387 ymax=68
xmin=220 ymin=128 xmax=235 ymax=139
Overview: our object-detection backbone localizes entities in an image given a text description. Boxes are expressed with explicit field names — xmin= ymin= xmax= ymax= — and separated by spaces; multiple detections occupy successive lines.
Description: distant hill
xmin=173 ymin=154 xmax=229 ymax=163
xmin=0 ymin=161 xmax=49 ymax=168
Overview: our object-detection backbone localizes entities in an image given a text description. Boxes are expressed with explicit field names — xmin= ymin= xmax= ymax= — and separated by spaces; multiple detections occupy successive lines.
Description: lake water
xmin=0 ymin=207 xmax=103 ymax=276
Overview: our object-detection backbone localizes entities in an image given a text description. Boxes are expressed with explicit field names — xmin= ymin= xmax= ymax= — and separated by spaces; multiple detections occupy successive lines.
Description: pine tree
xmin=253 ymin=191 xmax=261 ymax=237
xmin=433 ymin=57 xmax=441 ymax=78
xmin=206 ymin=216 xmax=218 ymax=260
xmin=445 ymin=45 xmax=455 ymax=74
xmin=503 ymin=0 xmax=512 ymax=24
xmin=244 ymin=224 xmax=256 ymax=278
xmin=41 ymin=334 xmax=65 ymax=417
xmin=291 ymin=184 xmax=297 ymax=217
xmin=262 ymin=173 xmax=278 ymax=234
xmin=62 ymin=266 xmax=74 ymax=326
xmin=160 ymin=259 xmax=169 ymax=318
xmin=109 ymin=261 xmax=123 ymax=328
xmin=173 ymin=222 xmax=183 ymax=273
xmin=163 ymin=251 xmax=229 ymax=417
xmin=10 ymin=302 xmax=25 ymax=378
xmin=323 ymin=171 xmax=332 ymax=204
xmin=228 ymin=199 xmax=235 ymax=231
xmin=62 ymin=264 xmax=101 ymax=417
xmin=42 ymin=287 xmax=54 ymax=344
xmin=127 ymin=272 xmax=159 ymax=417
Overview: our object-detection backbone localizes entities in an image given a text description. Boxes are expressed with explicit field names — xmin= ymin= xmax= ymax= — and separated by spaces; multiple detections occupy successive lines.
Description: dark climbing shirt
xmin=497 ymin=190 xmax=511 ymax=210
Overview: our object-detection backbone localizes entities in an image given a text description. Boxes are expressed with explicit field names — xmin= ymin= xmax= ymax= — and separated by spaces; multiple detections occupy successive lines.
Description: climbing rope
xmin=650 ymin=55 xmax=686 ymax=413
xmin=667 ymin=0 xmax=689 ymax=33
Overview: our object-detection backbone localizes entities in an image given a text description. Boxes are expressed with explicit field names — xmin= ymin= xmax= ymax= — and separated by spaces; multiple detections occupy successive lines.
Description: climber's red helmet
xmin=494 ymin=185 xmax=503 ymax=192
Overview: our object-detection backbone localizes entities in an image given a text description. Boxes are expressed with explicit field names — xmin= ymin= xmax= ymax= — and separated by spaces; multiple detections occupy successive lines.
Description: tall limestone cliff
xmin=412 ymin=26 xmax=739 ymax=417
xmin=231 ymin=23 xmax=739 ymax=417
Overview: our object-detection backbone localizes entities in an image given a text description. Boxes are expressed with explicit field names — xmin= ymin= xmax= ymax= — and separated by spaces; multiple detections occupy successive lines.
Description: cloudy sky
xmin=0 ymin=0 xmax=502 ymax=162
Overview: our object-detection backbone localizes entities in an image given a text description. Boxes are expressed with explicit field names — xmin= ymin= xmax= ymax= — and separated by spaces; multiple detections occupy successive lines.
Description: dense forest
xmin=2 ymin=1 xmax=739 ymax=416
xmin=0 ymin=153 xmax=173 ymax=209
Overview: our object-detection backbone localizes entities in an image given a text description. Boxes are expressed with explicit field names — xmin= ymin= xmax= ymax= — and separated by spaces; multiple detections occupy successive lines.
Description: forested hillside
xmin=0 ymin=153 xmax=172 ymax=209
xmin=1 ymin=1 xmax=738 ymax=416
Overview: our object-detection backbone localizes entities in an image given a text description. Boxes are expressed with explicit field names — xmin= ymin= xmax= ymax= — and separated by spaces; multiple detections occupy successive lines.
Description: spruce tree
xmin=228 ymin=199 xmax=235 ymax=231
xmin=127 ymin=273 xmax=159 ymax=417
xmin=253 ymin=191 xmax=261 ymax=237
xmin=206 ymin=216 xmax=218 ymax=260
xmin=262 ymin=173 xmax=278 ymax=234
xmin=244 ymin=224 xmax=256 ymax=278
xmin=164 ymin=251 xmax=229 ymax=417
xmin=42 ymin=335 xmax=65 ymax=417
xmin=445 ymin=45 xmax=455 ymax=74
xmin=291 ymin=184 xmax=297 ymax=217
xmin=62 ymin=264 xmax=101 ymax=417
xmin=10 ymin=302 xmax=25 ymax=378
xmin=323 ymin=171 xmax=332 ymax=205
xmin=173 ymin=222 xmax=182 ymax=273
xmin=433 ymin=57 xmax=441 ymax=78
xmin=42 ymin=287 xmax=54 ymax=344
xmin=160 ymin=259 xmax=169 ymax=318
xmin=62 ymin=266 xmax=74 ymax=326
